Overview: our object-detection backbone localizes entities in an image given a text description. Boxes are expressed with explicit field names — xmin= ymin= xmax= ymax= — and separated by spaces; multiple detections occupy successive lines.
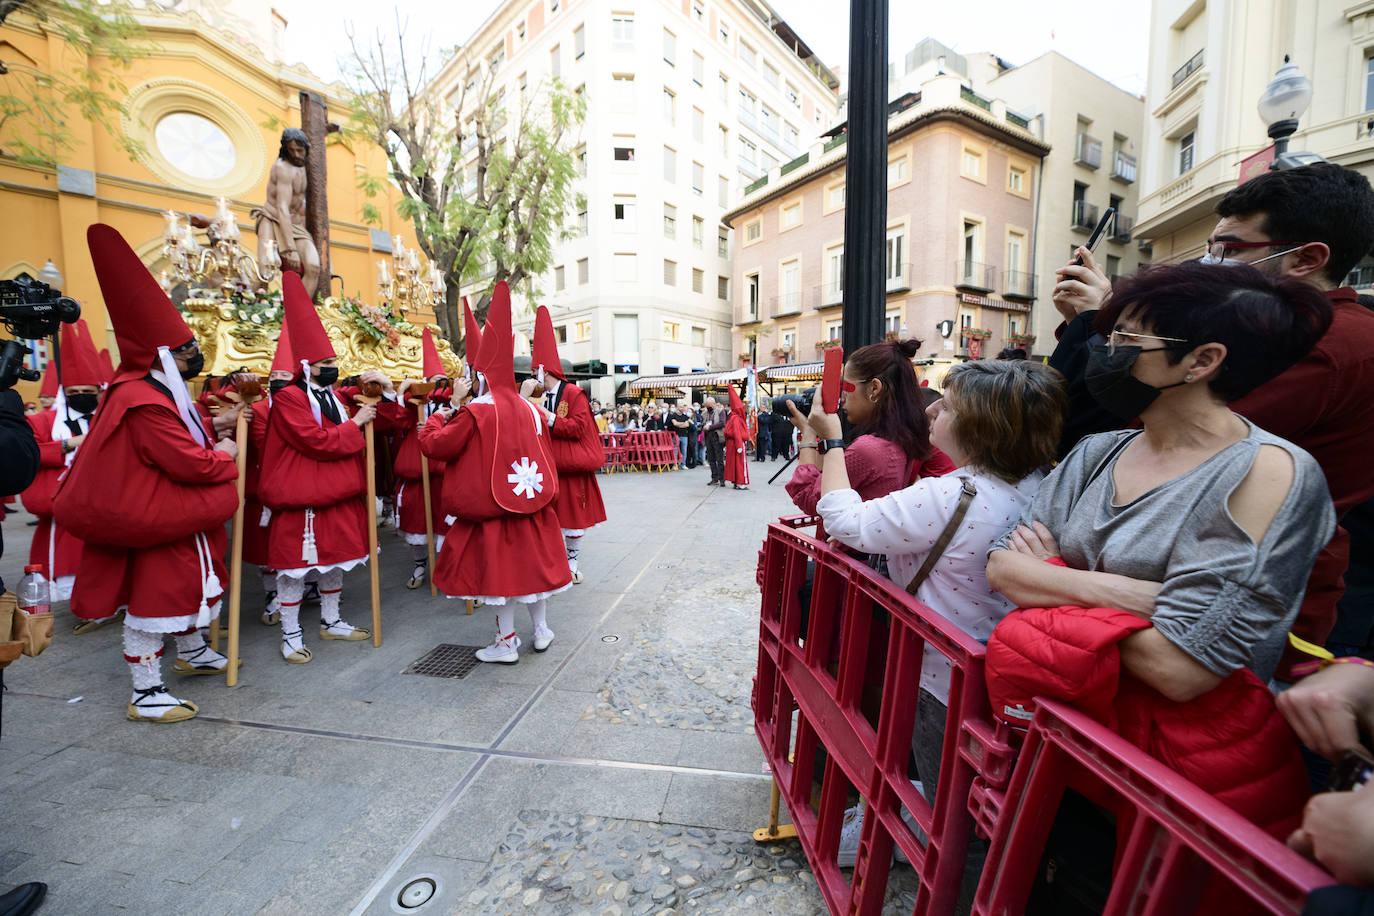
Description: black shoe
xmin=0 ymin=881 xmax=47 ymax=916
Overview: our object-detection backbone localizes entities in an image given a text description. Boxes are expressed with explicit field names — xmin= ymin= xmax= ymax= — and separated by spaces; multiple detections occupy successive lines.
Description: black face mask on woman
xmin=312 ymin=366 xmax=339 ymax=387
xmin=1083 ymin=344 xmax=1189 ymax=420
xmin=179 ymin=351 xmax=205 ymax=380
xmin=269 ymin=378 xmax=291 ymax=395
xmin=66 ymin=393 xmax=98 ymax=415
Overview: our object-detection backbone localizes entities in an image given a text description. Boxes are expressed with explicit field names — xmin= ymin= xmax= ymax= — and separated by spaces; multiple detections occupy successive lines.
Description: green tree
xmin=0 ymin=0 xmax=147 ymax=165
xmin=344 ymin=22 xmax=585 ymax=344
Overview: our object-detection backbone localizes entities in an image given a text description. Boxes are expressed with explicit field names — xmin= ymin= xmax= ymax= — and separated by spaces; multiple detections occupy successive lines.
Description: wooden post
xmin=419 ymin=453 xmax=437 ymax=598
xmin=298 ymin=90 xmax=334 ymax=292
xmin=364 ymin=418 xmax=381 ymax=646
xmin=226 ymin=409 xmax=249 ymax=686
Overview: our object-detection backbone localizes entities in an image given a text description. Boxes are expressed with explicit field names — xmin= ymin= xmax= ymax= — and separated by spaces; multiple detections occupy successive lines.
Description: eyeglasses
xmin=1200 ymin=239 xmax=1305 ymax=266
xmin=1107 ymin=329 xmax=1189 ymax=355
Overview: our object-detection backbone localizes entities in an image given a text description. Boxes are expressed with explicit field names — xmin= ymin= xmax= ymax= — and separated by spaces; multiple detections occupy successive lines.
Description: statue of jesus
xmin=253 ymin=128 xmax=321 ymax=298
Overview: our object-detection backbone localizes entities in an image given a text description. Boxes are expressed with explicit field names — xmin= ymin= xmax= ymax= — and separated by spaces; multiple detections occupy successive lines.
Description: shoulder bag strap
xmin=906 ymin=476 xmax=977 ymax=595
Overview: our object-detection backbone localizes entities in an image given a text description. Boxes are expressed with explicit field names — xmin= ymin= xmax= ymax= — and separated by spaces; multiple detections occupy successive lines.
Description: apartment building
xmin=884 ymin=40 xmax=1147 ymax=354
xmin=1134 ymin=0 xmax=1374 ymax=285
xmin=430 ymin=0 xmax=840 ymax=401
xmin=721 ymin=75 xmax=1049 ymax=368
xmin=986 ymin=53 xmax=1148 ymax=351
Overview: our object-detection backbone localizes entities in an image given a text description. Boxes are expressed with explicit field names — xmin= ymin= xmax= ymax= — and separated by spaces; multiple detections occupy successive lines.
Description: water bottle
xmin=17 ymin=564 xmax=49 ymax=616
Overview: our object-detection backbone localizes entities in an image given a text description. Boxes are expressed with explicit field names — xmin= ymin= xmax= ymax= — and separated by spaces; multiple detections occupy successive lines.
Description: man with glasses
xmin=1049 ymin=162 xmax=1374 ymax=681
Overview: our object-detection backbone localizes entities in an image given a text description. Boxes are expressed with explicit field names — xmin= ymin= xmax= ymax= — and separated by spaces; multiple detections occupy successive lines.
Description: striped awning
xmin=625 ymin=369 xmax=748 ymax=391
xmin=761 ymin=361 xmax=824 ymax=381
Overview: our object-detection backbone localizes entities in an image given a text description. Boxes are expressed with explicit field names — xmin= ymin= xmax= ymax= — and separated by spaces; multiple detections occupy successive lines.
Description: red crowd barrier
xmin=752 ymin=517 xmax=1336 ymax=916
xmin=600 ymin=431 xmax=681 ymax=473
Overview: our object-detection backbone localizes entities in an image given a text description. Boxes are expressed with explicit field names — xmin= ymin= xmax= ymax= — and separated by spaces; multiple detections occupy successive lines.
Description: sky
xmin=275 ymin=0 xmax=1151 ymax=98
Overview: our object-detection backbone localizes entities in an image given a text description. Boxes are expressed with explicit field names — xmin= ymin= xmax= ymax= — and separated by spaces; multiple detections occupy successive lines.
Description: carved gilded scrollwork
xmin=185 ymin=295 xmax=460 ymax=380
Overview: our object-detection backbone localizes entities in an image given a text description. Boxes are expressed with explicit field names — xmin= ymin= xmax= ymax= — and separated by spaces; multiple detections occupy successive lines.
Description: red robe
xmin=242 ymin=398 xmax=272 ymax=567
xmin=56 ymin=382 xmax=238 ymax=623
xmin=419 ymin=400 xmax=570 ymax=600
xmin=392 ymin=394 xmax=450 ymax=541
xmin=258 ymin=383 xmax=368 ymax=572
xmin=544 ymin=380 xmax=607 ymax=531
xmin=22 ymin=409 xmax=84 ymax=581
xmin=724 ymin=409 xmax=750 ymax=485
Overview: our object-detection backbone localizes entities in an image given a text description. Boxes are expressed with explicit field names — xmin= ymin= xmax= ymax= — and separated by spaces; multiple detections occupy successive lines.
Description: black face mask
xmin=66 ymin=393 xmax=98 ymax=415
xmin=312 ymin=366 xmax=339 ymax=387
xmin=179 ymin=351 xmax=205 ymax=380
xmin=269 ymin=378 xmax=291 ymax=395
xmin=1084 ymin=344 xmax=1187 ymax=420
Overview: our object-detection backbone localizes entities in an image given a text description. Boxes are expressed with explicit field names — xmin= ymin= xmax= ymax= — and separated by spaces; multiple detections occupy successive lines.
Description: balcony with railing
xmin=1172 ymin=49 xmax=1205 ymax=90
xmin=1075 ymin=133 xmax=1102 ymax=169
xmin=1110 ymin=214 xmax=1134 ymax=244
xmin=1111 ymin=151 xmax=1137 ymax=183
xmin=737 ymin=106 xmax=758 ymax=131
xmin=823 ymin=132 xmax=847 ymax=154
xmin=820 ymin=280 xmax=843 ymax=307
xmin=780 ymin=152 xmax=809 ymax=176
xmin=771 ymin=290 xmax=804 ymax=316
xmin=1071 ymin=200 xmax=1100 ymax=232
xmin=955 ymin=260 xmax=995 ymax=292
xmin=1004 ymin=270 xmax=1036 ymax=300
xmin=737 ymin=155 xmax=762 ymax=180
xmin=885 ymin=262 xmax=911 ymax=293
xmin=960 ymin=85 xmax=992 ymax=112
xmin=1346 ymin=264 xmax=1374 ymax=288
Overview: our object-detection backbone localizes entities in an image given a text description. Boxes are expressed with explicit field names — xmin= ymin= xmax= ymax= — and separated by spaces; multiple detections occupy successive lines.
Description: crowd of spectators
xmin=771 ymin=163 xmax=1374 ymax=911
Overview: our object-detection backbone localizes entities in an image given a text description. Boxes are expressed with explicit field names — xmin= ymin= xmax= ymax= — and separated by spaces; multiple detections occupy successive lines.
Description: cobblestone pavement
xmin=0 ymin=463 xmax=922 ymax=914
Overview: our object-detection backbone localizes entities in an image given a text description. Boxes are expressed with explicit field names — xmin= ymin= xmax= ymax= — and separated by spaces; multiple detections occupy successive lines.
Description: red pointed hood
xmin=86 ymin=224 xmax=195 ymax=381
xmin=57 ymin=320 xmax=104 ymax=388
xmin=281 ymin=271 xmax=332 ymax=374
xmin=269 ymin=305 xmax=296 ymax=375
xmin=463 ymin=296 xmax=482 ymax=374
xmin=532 ymin=305 xmax=565 ymax=382
xmin=38 ymin=358 xmax=58 ymax=398
xmin=421 ymin=327 xmax=444 ymax=379
xmin=98 ymin=348 xmax=115 ymax=384
xmin=478 ymin=281 xmax=556 ymax=515
xmin=727 ymin=383 xmax=746 ymax=415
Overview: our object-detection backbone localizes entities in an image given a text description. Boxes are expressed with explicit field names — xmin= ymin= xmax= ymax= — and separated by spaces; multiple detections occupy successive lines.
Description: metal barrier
xmin=753 ymin=518 xmax=1336 ymax=915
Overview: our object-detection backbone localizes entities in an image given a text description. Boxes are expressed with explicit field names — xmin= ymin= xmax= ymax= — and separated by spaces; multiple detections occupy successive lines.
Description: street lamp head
xmin=1258 ymin=56 xmax=1313 ymax=142
xmin=37 ymin=258 xmax=63 ymax=289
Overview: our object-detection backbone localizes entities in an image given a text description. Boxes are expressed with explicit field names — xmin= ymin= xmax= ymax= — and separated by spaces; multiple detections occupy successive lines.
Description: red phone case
xmin=821 ymin=347 xmax=843 ymax=413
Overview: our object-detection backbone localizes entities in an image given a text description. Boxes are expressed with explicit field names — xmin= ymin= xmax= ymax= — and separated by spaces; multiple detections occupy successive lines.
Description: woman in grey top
xmin=988 ymin=261 xmax=1336 ymax=701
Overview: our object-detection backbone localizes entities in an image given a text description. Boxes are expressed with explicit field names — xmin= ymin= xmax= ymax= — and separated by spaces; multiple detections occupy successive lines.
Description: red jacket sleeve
xmin=273 ymin=389 xmax=365 ymax=461
xmin=248 ymin=400 xmax=270 ymax=453
xmin=419 ymin=408 xmax=476 ymax=462
xmin=551 ymin=397 xmax=595 ymax=441
xmin=28 ymin=414 xmax=64 ymax=469
xmin=128 ymin=403 xmax=239 ymax=485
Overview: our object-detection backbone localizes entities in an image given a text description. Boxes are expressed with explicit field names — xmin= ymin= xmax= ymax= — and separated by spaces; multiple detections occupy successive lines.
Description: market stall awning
xmin=616 ymin=381 xmax=688 ymax=399
xmin=625 ymin=369 xmax=748 ymax=391
xmin=760 ymin=361 xmax=824 ymax=382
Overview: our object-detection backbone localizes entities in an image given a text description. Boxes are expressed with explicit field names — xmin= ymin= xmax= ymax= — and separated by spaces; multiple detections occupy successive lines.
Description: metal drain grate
xmin=402 ymin=644 xmax=486 ymax=679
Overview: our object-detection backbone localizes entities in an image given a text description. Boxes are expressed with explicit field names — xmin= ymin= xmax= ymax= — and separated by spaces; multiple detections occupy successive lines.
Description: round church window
xmin=154 ymin=112 xmax=237 ymax=180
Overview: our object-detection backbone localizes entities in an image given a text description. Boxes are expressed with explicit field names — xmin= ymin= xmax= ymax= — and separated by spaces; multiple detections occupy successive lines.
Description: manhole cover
xmin=397 ymin=877 xmax=436 ymax=908
xmin=402 ymin=644 xmax=486 ymax=679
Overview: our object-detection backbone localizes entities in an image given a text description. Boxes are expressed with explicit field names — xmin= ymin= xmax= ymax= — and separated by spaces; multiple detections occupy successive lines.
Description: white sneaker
xmin=532 ymin=625 xmax=555 ymax=652
xmin=475 ymin=632 xmax=521 ymax=664
xmin=836 ymin=803 xmax=864 ymax=867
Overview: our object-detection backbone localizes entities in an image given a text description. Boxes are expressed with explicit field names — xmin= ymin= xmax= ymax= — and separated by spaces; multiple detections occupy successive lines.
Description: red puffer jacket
xmin=986 ymin=571 xmax=1309 ymax=839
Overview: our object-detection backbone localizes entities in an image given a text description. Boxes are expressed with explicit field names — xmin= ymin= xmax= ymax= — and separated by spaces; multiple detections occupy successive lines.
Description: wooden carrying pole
xmin=225 ymin=408 xmax=250 ymax=686
xmin=419 ymin=454 xmax=437 ymax=597
xmin=364 ymin=416 xmax=382 ymax=646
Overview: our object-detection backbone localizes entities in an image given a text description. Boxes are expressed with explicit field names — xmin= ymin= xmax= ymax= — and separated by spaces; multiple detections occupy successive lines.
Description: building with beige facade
xmin=431 ymin=0 xmax=840 ymax=401
xmin=1134 ymin=0 xmax=1374 ymax=284
xmin=721 ymin=75 xmax=1049 ymax=370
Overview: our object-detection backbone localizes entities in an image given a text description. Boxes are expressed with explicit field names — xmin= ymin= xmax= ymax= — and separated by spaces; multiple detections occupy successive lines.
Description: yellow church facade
xmin=0 ymin=5 xmax=432 ymax=397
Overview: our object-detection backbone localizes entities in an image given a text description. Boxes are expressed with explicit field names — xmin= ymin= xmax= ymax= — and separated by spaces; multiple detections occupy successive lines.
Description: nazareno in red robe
xmin=23 ymin=409 xmax=83 ymax=584
xmin=723 ymin=409 xmax=751 ymax=486
xmin=392 ymin=392 xmax=451 ymax=544
xmin=56 ymin=380 xmax=239 ymax=629
xmin=419 ymin=397 xmax=570 ymax=604
xmin=544 ymin=379 xmax=607 ymax=532
xmin=257 ymin=381 xmax=369 ymax=575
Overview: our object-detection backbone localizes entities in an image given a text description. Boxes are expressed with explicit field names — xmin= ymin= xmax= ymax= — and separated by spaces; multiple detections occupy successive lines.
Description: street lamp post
xmin=36 ymin=259 xmax=63 ymax=290
xmin=1258 ymin=56 xmax=1320 ymax=170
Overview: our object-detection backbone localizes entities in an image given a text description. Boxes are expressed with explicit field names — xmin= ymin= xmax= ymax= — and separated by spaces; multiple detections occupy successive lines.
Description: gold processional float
xmin=158 ymin=198 xmax=462 ymax=380
xmin=155 ymin=199 xmax=470 ymax=682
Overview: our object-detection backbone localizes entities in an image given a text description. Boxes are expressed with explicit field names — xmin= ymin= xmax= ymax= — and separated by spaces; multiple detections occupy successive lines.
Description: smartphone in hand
xmin=1072 ymin=206 xmax=1117 ymax=266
